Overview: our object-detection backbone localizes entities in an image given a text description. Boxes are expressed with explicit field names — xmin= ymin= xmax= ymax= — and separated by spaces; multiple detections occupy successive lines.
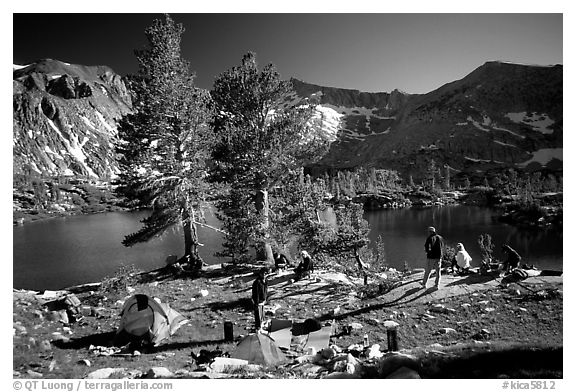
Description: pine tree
xmin=115 ymin=15 xmax=213 ymax=268
xmin=210 ymin=52 xmax=327 ymax=263
xmin=426 ymin=158 xmax=437 ymax=190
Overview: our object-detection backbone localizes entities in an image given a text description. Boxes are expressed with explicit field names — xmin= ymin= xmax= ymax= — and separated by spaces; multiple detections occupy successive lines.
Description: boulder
xmin=320 ymin=347 xmax=336 ymax=360
xmin=323 ymin=372 xmax=360 ymax=379
xmin=165 ymin=255 xmax=178 ymax=266
xmin=378 ymin=353 xmax=420 ymax=378
xmin=209 ymin=357 xmax=249 ymax=373
xmin=145 ymin=367 xmax=174 ymax=379
xmin=39 ymin=340 xmax=52 ymax=352
xmin=86 ymin=368 xmax=127 ymax=379
xmin=26 ymin=370 xmax=43 ymax=378
xmin=386 ymin=366 xmax=421 ymax=379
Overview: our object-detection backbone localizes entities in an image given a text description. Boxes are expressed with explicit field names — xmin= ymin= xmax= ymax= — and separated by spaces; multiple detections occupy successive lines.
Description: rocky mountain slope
xmin=12 ymin=60 xmax=562 ymax=184
xmin=293 ymin=61 xmax=562 ymax=181
xmin=13 ymin=59 xmax=132 ymax=180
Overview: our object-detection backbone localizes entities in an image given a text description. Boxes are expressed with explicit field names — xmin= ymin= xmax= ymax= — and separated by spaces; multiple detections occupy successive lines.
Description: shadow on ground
xmin=420 ymin=345 xmax=563 ymax=378
xmin=443 ymin=273 xmax=499 ymax=287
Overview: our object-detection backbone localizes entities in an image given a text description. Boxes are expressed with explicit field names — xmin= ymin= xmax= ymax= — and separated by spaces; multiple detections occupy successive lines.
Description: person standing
xmin=251 ymin=267 xmax=268 ymax=331
xmin=422 ymin=226 xmax=444 ymax=290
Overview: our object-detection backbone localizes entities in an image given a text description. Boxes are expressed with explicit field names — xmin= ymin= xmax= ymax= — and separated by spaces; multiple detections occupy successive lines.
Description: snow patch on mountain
xmin=46 ymin=118 xmax=98 ymax=178
xmin=467 ymin=116 xmax=490 ymax=132
xmin=518 ymin=148 xmax=562 ymax=167
xmin=494 ymin=140 xmax=518 ymax=148
xmin=465 ymin=156 xmax=504 ymax=164
xmin=308 ymin=105 xmax=341 ymax=142
xmin=44 ymin=145 xmax=63 ymax=159
xmin=323 ymin=104 xmax=395 ymax=120
xmin=491 ymin=124 xmax=526 ymax=139
xmin=81 ymin=116 xmax=96 ymax=130
xmin=95 ymin=111 xmax=115 ymax=134
xmin=505 ymin=112 xmax=555 ymax=135
xmin=13 ymin=64 xmax=31 ymax=70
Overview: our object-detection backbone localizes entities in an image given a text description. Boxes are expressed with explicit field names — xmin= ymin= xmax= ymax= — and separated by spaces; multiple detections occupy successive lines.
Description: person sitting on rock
xmin=502 ymin=244 xmax=521 ymax=273
xmin=294 ymin=250 xmax=313 ymax=280
xmin=451 ymin=242 xmax=472 ymax=274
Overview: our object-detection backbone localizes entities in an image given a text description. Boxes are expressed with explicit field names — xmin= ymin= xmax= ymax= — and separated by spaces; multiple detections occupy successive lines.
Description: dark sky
xmin=13 ymin=13 xmax=563 ymax=94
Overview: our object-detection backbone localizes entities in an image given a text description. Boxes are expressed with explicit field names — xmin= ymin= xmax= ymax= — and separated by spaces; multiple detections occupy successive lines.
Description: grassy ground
xmin=13 ymin=264 xmax=563 ymax=379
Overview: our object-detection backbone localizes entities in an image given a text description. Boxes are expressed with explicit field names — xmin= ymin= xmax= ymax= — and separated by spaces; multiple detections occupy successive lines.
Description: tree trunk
xmin=254 ymin=189 xmax=274 ymax=264
xmin=182 ymin=206 xmax=202 ymax=269
xmin=355 ymin=248 xmax=368 ymax=285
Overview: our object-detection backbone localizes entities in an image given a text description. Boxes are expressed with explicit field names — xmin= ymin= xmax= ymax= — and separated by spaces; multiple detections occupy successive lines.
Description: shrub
xmin=100 ymin=264 xmax=141 ymax=301
xmin=478 ymin=233 xmax=495 ymax=264
xmin=442 ymin=245 xmax=457 ymax=268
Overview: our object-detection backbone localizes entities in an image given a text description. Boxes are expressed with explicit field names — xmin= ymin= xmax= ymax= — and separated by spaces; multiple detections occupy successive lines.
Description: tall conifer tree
xmin=210 ymin=52 xmax=326 ymax=263
xmin=116 ymin=15 xmax=213 ymax=268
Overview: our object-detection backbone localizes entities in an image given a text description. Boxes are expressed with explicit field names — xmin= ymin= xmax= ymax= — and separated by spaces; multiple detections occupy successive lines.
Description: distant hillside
xmin=292 ymin=61 xmax=562 ymax=182
xmin=13 ymin=59 xmax=132 ymax=180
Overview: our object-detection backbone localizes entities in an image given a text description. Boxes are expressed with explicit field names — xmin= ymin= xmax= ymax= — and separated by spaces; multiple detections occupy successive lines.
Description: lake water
xmin=13 ymin=205 xmax=562 ymax=290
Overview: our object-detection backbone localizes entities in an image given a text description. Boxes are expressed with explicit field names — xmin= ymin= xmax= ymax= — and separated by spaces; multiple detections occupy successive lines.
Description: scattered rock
xmin=320 ymin=347 xmax=336 ymax=360
xmin=26 ymin=370 xmax=43 ymax=378
xmin=297 ymin=363 xmax=327 ymax=375
xmin=199 ymin=290 xmax=209 ymax=297
xmin=14 ymin=324 xmax=27 ymax=334
xmin=145 ymin=367 xmax=174 ymax=379
xmin=39 ymin=340 xmax=52 ymax=352
xmin=430 ymin=304 xmax=447 ymax=313
xmin=366 ymin=344 xmax=383 ymax=359
xmin=485 ymin=307 xmax=496 ymax=312
xmin=86 ymin=368 xmax=127 ymax=379
xmin=350 ymin=322 xmax=363 ymax=330
xmin=438 ymin=327 xmax=457 ymax=334
xmin=330 ymin=344 xmax=342 ymax=353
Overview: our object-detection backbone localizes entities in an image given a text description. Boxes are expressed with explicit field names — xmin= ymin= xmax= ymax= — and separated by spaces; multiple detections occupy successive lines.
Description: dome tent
xmin=117 ymin=294 xmax=188 ymax=346
xmin=231 ymin=332 xmax=287 ymax=366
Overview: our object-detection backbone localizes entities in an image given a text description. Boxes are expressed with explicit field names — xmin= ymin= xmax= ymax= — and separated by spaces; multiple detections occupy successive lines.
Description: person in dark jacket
xmin=421 ymin=226 xmax=444 ymax=290
xmin=502 ymin=245 xmax=521 ymax=273
xmin=251 ymin=267 xmax=268 ymax=330
xmin=294 ymin=250 xmax=313 ymax=280
xmin=273 ymin=251 xmax=290 ymax=270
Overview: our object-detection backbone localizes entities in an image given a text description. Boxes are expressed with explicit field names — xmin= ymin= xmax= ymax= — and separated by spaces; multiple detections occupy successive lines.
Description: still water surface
xmin=13 ymin=205 xmax=562 ymax=290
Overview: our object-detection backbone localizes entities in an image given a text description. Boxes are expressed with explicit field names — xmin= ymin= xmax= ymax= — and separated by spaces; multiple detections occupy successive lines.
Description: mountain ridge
xmin=12 ymin=59 xmax=562 ymax=184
